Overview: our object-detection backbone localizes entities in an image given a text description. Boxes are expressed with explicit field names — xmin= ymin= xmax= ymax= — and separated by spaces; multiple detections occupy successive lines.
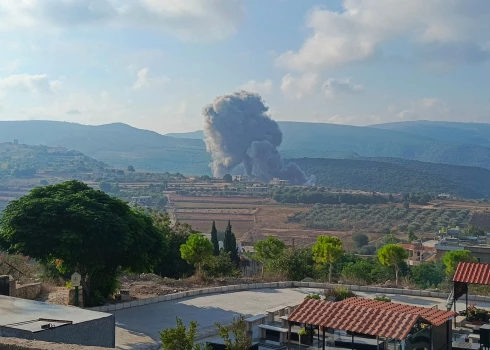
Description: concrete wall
xmin=68 ymin=287 xmax=84 ymax=307
xmin=466 ymin=246 xmax=490 ymax=264
xmin=0 ymin=337 xmax=114 ymax=350
xmin=0 ymin=316 xmax=115 ymax=349
xmin=87 ymin=281 xmax=487 ymax=313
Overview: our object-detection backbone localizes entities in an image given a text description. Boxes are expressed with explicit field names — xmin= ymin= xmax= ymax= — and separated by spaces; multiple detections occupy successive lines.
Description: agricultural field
xmin=288 ymin=204 xmax=472 ymax=233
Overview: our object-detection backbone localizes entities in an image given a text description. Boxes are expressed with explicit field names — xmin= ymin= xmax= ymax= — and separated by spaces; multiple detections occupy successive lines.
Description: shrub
xmin=305 ymin=293 xmax=322 ymax=300
xmin=324 ymin=287 xmax=356 ymax=302
xmin=374 ymin=296 xmax=391 ymax=302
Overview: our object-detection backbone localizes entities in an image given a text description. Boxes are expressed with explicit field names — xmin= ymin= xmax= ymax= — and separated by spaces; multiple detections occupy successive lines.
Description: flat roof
xmin=0 ymin=296 xmax=111 ymax=333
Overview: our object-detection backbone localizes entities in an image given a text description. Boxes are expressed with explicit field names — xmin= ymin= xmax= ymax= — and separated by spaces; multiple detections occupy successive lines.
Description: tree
xmin=180 ymin=234 xmax=213 ymax=275
xmin=127 ymin=165 xmax=135 ymax=172
xmin=0 ymin=180 xmax=165 ymax=306
xmin=210 ymin=221 xmax=220 ymax=256
xmin=352 ymin=233 xmax=369 ymax=249
xmin=160 ymin=317 xmax=209 ymax=350
xmin=403 ymin=201 xmax=410 ymax=209
xmin=223 ymin=174 xmax=233 ymax=183
xmin=443 ymin=250 xmax=477 ymax=274
xmin=215 ymin=316 xmax=252 ymax=350
xmin=377 ymin=244 xmax=408 ymax=286
xmin=341 ymin=260 xmax=374 ymax=284
xmin=253 ymin=236 xmax=286 ymax=279
xmin=411 ymin=261 xmax=445 ymax=289
xmin=408 ymin=230 xmax=418 ymax=243
xmin=99 ymin=180 xmax=112 ymax=192
xmin=312 ymin=236 xmax=343 ymax=282
xmin=223 ymin=221 xmax=239 ymax=265
xmin=388 ymin=194 xmax=394 ymax=202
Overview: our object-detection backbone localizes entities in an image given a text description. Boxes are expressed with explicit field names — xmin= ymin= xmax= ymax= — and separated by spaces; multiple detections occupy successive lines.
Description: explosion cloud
xmin=203 ymin=91 xmax=316 ymax=186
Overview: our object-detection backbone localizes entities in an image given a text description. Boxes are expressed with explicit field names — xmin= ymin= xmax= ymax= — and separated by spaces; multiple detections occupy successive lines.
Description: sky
xmin=0 ymin=0 xmax=490 ymax=134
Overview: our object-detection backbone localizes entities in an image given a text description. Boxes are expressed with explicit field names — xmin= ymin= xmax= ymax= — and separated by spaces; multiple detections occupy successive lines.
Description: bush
xmin=374 ymin=296 xmax=391 ymax=302
xmin=203 ymin=252 xmax=241 ymax=278
xmin=305 ymin=293 xmax=322 ymax=300
xmin=324 ymin=287 xmax=356 ymax=302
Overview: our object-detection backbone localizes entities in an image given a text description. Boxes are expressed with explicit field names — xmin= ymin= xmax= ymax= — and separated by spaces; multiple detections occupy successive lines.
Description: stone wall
xmin=13 ymin=282 xmax=42 ymax=300
xmin=0 ymin=338 xmax=114 ymax=350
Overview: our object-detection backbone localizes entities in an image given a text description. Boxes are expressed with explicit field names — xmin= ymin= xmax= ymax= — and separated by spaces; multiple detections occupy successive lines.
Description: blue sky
xmin=0 ymin=0 xmax=489 ymax=133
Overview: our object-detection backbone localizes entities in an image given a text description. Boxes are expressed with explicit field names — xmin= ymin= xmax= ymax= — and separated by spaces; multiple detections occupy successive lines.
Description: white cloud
xmin=132 ymin=68 xmax=170 ymax=90
xmin=276 ymin=1 xmax=490 ymax=71
xmin=280 ymin=73 xmax=319 ymax=99
xmin=323 ymin=78 xmax=364 ymax=99
xmin=0 ymin=74 xmax=61 ymax=94
xmin=0 ymin=0 xmax=245 ymax=40
xmin=0 ymin=60 xmax=21 ymax=72
xmin=240 ymin=79 xmax=273 ymax=95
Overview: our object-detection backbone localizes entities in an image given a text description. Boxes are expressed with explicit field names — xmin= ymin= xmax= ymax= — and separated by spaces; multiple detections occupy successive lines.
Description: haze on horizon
xmin=0 ymin=0 xmax=489 ymax=134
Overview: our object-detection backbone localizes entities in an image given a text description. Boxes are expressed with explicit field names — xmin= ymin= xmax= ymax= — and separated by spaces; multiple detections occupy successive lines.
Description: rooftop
xmin=453 ymin=262 xmax=490 ymax=285
xmin=0 ymin=296 xmax=110 ymax=333
xmin=288 ymin=298 xmax=456 ymax=341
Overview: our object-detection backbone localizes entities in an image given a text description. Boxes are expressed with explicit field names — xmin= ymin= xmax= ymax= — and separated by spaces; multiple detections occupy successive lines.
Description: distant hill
xmin=1 ymin=120 xmax=490 ymax=174
xmin=167 ymin=121 xmax=490 ymax=170
xmin=290 ymin=157 xmax=490 ymax=199
xmin=0 ymin=121 xmax=210 ymax=175
xmin=0 ymin=142 xmax=108 ymax=178
xmin=372 ymin=120 xmax=490 ymax=148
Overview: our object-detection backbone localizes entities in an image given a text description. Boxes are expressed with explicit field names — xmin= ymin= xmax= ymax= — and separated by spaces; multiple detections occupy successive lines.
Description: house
xmin=232 ymin=175 xmax=249 ymax=182
xmin=269 ymin=178 xmax=290 ymax=186
xmin=130 ymin=196 xmax=152 ymax=207
xmin=246 ymin=186 xmax=268 ymax=192
xmin=399 ymin=243 xmax=437 ymax=265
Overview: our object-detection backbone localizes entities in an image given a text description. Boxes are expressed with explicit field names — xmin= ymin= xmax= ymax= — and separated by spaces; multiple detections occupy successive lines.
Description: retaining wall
xmin=13 ymin=283 xmax=42 ymax=300
xmin=87 ymin=281 xmax=490 ymax=312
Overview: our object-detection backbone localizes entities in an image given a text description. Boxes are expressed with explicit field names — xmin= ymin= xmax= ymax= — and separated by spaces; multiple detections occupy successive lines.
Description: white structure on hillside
xmin=269 ymin=178 xmax=290 ymax=186
xmin=130 ymin=196 xmax=152 ymax=207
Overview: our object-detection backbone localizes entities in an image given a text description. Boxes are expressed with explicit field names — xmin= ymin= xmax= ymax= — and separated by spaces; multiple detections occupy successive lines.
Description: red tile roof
xmin=453 ymin=262 xmax=490 ymax=285
xmin=288 ymin=298 xmax=456 ymax=340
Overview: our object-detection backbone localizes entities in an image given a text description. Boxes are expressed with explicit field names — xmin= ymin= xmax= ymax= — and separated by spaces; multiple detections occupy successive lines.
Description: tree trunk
xmin=395 ymin=265 xmax=399 ymax=286
xmin=261 ymin=264 xmax=264 ymax=280
xmin=80 ymin=273 xmax=90 ymax=306
xmin=329 ymin=263 xmax=333 ymax=283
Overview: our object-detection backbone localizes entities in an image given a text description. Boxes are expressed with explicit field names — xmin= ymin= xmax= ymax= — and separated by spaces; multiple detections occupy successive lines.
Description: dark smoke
xmin=202 ymin=91 xmax=316 ymax=186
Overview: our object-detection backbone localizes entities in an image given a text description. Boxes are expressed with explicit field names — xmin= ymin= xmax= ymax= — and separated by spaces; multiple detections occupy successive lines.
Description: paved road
xmin=112 ymin=288 xmax=490 ymax=349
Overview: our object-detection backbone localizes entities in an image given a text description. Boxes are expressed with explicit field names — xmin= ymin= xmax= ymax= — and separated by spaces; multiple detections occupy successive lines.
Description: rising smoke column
xmin=202 ymin=91 xmax=316 ymax=186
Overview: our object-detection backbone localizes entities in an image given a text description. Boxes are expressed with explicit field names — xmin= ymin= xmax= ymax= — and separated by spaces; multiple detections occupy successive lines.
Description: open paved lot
xmin=112 ymin=288 xmax=490 ymax=349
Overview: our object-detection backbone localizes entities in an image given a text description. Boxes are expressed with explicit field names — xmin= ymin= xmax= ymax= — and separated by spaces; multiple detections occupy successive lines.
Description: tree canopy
xmin=377 ymin=244 xmax=408 ymax=286
xmin=180 ymin=233 xmax=213 ymax=275
xmin=253 ymin=236 xmax=286 ymax=279
xmin=210 ymin=221 xmax=220 ymax=256
xmin=223 ymin=221 xmax=239 ymax=265
xmin=312 ymin=236 xmax=343 ymax=282
xmin=443 ymin=250 xmax=477 ymax=274
xmin=0 ymin=180 xmax=164 ymax=305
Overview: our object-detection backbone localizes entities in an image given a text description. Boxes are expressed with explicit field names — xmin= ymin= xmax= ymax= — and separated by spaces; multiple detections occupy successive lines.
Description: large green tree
xmin=210 ymin=221 xmax=220 ymax=256
xmin=377 ymin=244 xmax=408 ymax=286
xmin=443 ymin=250 xmax=477 ymax=274
xmin=223 ymin=221 xmax=239 ymax=266
xmin=312 ymin=236 xmax=343 ymax=282
xmin=253 ymin=236 xmax=286 ymax=279
xmin=180 ymin=234 xmax=213 ymax=275
xmin=0 ymin=180 xmax=164 ymax=305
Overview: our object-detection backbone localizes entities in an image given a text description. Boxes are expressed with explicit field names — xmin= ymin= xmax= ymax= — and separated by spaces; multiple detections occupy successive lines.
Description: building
xmin=246 ymin=186 xmax=268 ymax=192
xmin=130 ymin=196 xmax=153 ymax=207
xmin=435 ymin=237 xmax=490 ymax=263
xmin=399 ymin=243 xmax=437 ymax=265
xmin=0 ymin=295 xmax=115 ymax=348
xmin=269 ymin=178 xmax=290 ymax=186
xmin=232 ymin=175 xmax=249 ymax=182
xmin=287 ymin=297 xmax=456 ymax=350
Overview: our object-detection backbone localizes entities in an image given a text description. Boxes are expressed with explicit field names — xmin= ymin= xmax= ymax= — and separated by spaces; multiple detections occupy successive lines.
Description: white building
xmin=269 ymin=178 xmax=290 ymax=186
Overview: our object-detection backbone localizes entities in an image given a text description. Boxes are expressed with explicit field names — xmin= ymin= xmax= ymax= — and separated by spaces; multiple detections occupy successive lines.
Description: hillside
xmin=1 ymin=120 xmax=490 ymax=174
xmin=289 ymin=157 xmax=490 ymax=199
xmin=0 ymin=142 xmax=108 ymax=178
xmin=166 ymin=121 xmax=490 ymax=170
xmin=0 ymin=121 xmax=210 ymax=175
xmin=373 ymin=120 xmax=490 ymax=148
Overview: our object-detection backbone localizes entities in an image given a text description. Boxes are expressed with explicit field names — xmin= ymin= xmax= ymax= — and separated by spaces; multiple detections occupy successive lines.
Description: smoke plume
xmin=202 ymin=91 xmax=316 ymax=186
